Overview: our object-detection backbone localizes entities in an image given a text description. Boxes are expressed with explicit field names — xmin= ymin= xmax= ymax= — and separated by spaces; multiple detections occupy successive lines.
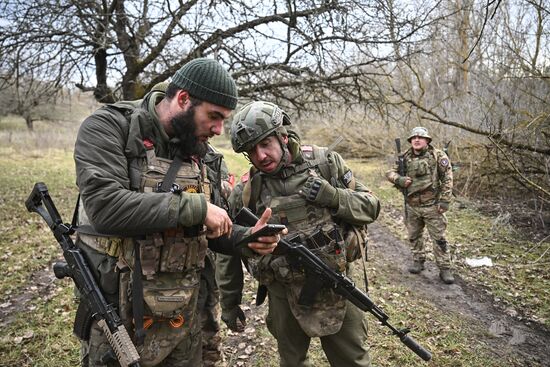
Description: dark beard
xmin=171 ymin=107 xmax=208 ymax=158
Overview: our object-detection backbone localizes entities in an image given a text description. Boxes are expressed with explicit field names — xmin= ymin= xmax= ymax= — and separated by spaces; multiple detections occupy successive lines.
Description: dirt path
xmin=0 ymin=264 xmax=57 ymax=327
xmin=367 ymin=222 xmax=550 ymax=367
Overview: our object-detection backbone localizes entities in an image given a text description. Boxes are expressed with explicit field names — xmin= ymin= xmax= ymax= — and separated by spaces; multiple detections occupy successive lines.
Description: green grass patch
xmin=0 ymin=280 xmax=80 ymax=366
xmin=0 ymin=149 xmax=77 ymax=300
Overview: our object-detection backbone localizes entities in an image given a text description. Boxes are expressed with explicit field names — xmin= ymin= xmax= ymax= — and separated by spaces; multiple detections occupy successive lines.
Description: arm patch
xmin=439 ymin=158 xmax=449 ymax=167
xmin=342 ymin=169 xmax=353 ymax=187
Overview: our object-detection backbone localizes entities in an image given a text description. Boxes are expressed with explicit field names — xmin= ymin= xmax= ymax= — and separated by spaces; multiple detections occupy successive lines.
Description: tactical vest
xmin=405 ymin=146 xmax=440 ymax=206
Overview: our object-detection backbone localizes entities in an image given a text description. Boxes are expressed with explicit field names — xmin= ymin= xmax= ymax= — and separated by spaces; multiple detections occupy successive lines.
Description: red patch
xmin=240 ymin=171 xmax=250 ymax=183
xmin=143 ymin=138 xmax=154 ymax=150
xmin=302 ymin=145 xmax=313 ymax=152
xmin=227 ymin=173 xmax=236 ymax=188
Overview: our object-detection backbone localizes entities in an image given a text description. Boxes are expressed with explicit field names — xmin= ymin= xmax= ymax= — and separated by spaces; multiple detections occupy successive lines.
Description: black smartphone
xmin=237 ymin=224 xmax=286 ymax=246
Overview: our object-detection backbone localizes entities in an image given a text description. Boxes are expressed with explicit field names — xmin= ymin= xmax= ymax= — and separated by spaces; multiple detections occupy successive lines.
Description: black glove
xmin=299 ymin=176 xmax=339 ymax=208
xmin=221 ymin=305 xmax=246 ymax=332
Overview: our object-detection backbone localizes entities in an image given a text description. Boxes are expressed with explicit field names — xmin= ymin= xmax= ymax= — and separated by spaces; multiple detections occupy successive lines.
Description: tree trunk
xmin=25 ymin=113 xmax=33 ymax=131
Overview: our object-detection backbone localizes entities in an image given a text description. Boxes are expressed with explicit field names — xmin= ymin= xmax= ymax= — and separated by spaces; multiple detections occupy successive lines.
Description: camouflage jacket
xmin=386 ymin=145 xmax=453 ymax=205
xmin=75 ymin=89 xmax=242 ymax=248
xmin=75 ymin=90 xmax=207 ymax=235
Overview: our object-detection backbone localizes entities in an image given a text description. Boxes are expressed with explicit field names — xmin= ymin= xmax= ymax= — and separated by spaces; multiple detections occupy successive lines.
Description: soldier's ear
xmin=177 ymin=90 xmax=191 ymax=109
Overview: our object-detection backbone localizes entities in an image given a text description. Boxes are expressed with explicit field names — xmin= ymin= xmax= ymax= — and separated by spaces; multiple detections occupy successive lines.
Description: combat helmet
xmin=407 ymin=127 xmax=432 ymax=143
xmin=230 ymin=101 xmax=291 ymax=153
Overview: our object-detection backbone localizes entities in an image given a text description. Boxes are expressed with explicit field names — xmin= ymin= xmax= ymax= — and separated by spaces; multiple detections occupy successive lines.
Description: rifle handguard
xmin=98 ymin=320 xmax=141 ymax=367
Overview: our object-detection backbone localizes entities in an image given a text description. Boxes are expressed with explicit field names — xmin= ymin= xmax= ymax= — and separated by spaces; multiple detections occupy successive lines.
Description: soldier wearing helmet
xmin=218 ymin=100 xmax=381 ymax=366
xmin=386 ymin=127 xmax=455 ymax=284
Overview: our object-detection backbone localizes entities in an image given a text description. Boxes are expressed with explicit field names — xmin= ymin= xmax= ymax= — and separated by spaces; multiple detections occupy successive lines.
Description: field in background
xmin=0 ymin=104 xmax=548 ymax=365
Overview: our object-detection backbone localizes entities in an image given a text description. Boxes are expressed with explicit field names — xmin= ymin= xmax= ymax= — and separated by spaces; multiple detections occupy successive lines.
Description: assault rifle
xmin=395 ymin=138 xmax=408 ymax=219
xmin=25 ymin=182 xmax=141 ymax=367
xmin=235 ymin=207 xmax=432 ymax=362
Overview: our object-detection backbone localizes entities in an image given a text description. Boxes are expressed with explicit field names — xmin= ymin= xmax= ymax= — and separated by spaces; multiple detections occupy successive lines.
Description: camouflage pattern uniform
xmin=199 ymin=148 xmax=234 ymax=367
xmin=386 ymin=127 xmax=454 ymax=277
xmin=75 ymin=85 xmax=236 ymax=367
xmin=220 ymin=101 xmax=381 ymax=367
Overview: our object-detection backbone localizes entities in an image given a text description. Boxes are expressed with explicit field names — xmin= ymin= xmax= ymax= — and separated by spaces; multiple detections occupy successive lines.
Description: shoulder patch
xmin=439 ymin=158 xmax=449 ymax=167
xmin=240 ymin=171 xmax=250 ymax=183
xmin=342 ymin=169 xmax=353 ymax=186
xmin=301 ymin=145 xmax=315 ymax=160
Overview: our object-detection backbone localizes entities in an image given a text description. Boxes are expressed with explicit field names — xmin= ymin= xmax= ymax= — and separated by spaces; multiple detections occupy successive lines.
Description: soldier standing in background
xmin=219 ymin=101 xmax=380 ymax=366
xmin=386 ymin=127 xmax=455 ymax=284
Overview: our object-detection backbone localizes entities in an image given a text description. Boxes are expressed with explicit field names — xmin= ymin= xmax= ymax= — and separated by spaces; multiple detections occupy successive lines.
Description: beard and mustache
xmin=171 ymin=106 xmax=209 ymax=158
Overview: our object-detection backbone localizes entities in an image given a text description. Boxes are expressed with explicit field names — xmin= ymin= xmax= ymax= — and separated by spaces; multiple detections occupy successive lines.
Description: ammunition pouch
xmin=140 ymin=271 xmax=201 ymax=319
xmin=77 ymin=233 xmax=123 ymax=258
xmin=344 ymin=224 xmax=368 ymax=262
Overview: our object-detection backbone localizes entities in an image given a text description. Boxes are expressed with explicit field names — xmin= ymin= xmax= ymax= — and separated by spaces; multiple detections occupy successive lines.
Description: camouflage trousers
xmin=80 ymin=318 xmax=202 ymax=367
xmin=199 ymin=254 xmax=226 ymax=367
xmin=405 ymin=204 xmax=452 ymax=269
xmin=265 ymin=286 xmax=370 ymax=367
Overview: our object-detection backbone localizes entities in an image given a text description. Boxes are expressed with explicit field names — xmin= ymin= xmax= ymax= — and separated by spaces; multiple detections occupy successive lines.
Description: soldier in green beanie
xmin=73 ymin=58 xmax=283 ymax=366
xmin=386 ymin=127 xmax=455 ymax=284
xmin=218 ymin=101 xmax=380 ymax=367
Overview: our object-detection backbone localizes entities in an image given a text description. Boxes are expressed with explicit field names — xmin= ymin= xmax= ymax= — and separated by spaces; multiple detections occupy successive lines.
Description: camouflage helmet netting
xmin=407 ymin=126 xmax=432 ymax=142
xmin=230 ymin=101 xmax=290 ymax=153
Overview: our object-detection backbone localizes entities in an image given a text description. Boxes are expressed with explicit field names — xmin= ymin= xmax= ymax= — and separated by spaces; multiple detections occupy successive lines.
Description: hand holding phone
xmin=238 ymin=223 xmax=286 ymax=246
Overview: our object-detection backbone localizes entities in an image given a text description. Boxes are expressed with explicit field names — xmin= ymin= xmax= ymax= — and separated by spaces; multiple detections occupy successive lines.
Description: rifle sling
xmin=132 ymin=240 xmax=146 ymax=345
xmin=255 ymin=284 xmax=268 ymax=306
xmin=159 ymin=155 xmax=183 ymax=193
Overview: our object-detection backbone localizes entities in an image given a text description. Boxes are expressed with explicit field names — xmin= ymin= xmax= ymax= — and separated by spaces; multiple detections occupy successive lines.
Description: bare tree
xmin=0 ymin=0 xmax=438 ymax=113
xmin=0 ymin=41 xmax=67 ymax=130
xmin=381 ymin=0 xmax=550 ymax=221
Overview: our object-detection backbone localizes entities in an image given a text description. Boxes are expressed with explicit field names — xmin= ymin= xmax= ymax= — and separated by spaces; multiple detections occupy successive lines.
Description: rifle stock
xmin=26 ymin=182 xmax=141 ymax=367
xmin=235 ymin=207 xmax=432 ymax=362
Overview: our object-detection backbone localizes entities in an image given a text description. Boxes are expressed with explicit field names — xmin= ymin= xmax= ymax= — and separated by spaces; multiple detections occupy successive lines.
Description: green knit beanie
xmin=171 ymin=58 xmax=238 ymax=109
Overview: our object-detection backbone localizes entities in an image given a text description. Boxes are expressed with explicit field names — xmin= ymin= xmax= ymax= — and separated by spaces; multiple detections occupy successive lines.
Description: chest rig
xmin=131 ymin=140 xmax=211 ymax=277
xmin=405 ymin=147 xmax=439 ymax=205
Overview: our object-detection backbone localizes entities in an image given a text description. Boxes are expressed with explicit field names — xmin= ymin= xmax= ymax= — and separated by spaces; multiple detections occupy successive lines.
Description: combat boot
xmin=408 ymin=260 xmax=425 ymax=274
xmin=439 ymin=269 xmax=455 ymax=284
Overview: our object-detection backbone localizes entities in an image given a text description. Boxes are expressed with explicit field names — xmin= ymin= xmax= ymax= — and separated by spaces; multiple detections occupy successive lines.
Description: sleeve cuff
xmin=177 ymin=193 xmax=208 ymax=227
